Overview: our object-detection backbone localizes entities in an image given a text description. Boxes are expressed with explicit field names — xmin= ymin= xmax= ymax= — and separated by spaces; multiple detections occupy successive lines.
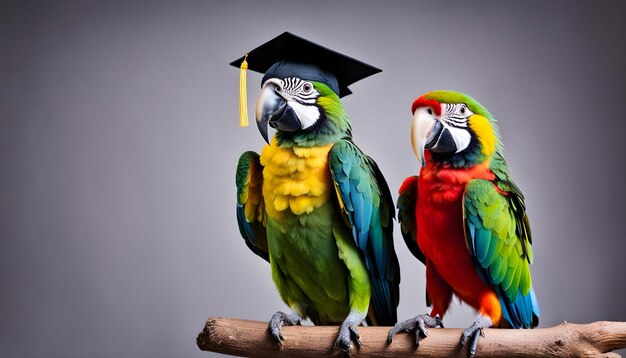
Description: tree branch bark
xmin=196 ymin=317 xmax=626 ymax=357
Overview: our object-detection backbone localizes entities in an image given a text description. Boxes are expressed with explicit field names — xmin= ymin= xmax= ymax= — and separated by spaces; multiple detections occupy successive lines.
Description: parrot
xmin=387 ymin=90 xmax=540 ymax=355
xmin=235 ymin=67 xmax=400 ymax=350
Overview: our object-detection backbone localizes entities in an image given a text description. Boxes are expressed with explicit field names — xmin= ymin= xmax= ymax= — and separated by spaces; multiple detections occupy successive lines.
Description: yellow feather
xmin=305 ymin=175 xmax=327 ymax=196
xmin=276 ymin=181 xmax=310 ymax=196
xmin=273 ymin=195 xmax=289 ymax=212
xmin=468 ymin=114 xmax=496 ymax=156
xmin=260 ymin=138 xmax=333 ymax=219
xmin=289 ymin=196 xmax=315 ymax=215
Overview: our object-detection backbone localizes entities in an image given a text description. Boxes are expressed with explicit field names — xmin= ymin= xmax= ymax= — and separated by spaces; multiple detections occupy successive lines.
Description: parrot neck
xmin=429 ymin=134 xmax=491 ymax=169
xmin=276 ymin=99 xmax=350 ymax=148
xmin=419 ymin=154 xmax=495 ymax=204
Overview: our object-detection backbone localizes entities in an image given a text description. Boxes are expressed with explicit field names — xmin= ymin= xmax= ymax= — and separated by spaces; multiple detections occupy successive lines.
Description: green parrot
xmin=233 ymin=33 xmax=400 ymax=351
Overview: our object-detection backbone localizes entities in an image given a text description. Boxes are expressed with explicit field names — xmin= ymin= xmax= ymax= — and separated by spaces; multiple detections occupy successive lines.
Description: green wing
xmin=329 ymin=139 xmax=400 ymax=326
xmin=463 ymin=167 xmax=539 ymax=328
xmin=236 ymin=151 xmax=268 ymax=262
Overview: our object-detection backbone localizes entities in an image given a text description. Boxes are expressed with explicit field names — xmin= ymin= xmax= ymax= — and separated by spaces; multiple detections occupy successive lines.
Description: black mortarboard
xmin=231 ymin=32 xmax=381 ymax=127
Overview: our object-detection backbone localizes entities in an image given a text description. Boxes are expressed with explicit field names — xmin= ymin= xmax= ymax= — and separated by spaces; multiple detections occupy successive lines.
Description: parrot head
xmin=410 ymin=90 xmax=501 ymax=168
xmin=231 ymin=32 xmax=381 ymax=147
xmin=255 ymin=63 xmax=350 ymax=147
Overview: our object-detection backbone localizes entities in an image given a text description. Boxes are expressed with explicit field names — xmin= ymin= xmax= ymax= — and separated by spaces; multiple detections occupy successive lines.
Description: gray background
xmin=1 ymin=1 xmax=625 ymax=357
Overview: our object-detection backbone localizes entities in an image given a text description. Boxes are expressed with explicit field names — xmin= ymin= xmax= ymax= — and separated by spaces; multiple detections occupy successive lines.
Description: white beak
xmin=411 ymin=108 xmax=437 ymax=166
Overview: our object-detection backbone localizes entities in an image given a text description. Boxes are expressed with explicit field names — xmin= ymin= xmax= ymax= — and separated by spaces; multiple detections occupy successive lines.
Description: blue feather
xmin=464 ymin=179 xmax=538 ymax=329
xmin=476 ymin=228 xmax=492 ymax=265
xmin=329 ymin=140 xmax=399 ymax=326
xmin=467 ymin=221 xmax=477 ymax=256
xmin=530 ymin=287 xmax=540 ymax=317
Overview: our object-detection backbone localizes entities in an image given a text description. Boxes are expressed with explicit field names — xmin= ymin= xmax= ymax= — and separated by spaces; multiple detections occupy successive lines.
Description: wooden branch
xmin=197 ymin=317 xmax=626 ymax=357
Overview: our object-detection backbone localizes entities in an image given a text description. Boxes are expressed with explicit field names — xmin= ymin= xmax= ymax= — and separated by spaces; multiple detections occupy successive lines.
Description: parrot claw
xmin=267 ymin=311 xmax=302 ymax=348
xmin=460 ymin=315 xmax=492 ymax=357
xmin=332 ymin=311 xmax=365 ymax=352
xmin=387 ymin=314 xmax=444 ymax=346
xmin=332 ymin=323 xmax=362 ymax=352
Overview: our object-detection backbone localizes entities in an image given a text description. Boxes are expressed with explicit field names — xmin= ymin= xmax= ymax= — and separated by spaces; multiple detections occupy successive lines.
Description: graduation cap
xmin=231 ymin=32 xmax=381 ymax=127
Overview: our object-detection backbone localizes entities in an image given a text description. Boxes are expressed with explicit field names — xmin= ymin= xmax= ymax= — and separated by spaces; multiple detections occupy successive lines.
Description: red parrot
xmin=388 ymin=91 xmax=539 ymax=356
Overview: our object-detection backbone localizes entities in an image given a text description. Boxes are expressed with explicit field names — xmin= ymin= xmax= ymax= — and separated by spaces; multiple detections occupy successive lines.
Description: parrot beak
xmin=255 ymin=82 xmax=301 ymax=144
xmin=411 ymin=107 xmax=459 ymax=166
xmin=411 ymin=108 xmax=441 ymax=166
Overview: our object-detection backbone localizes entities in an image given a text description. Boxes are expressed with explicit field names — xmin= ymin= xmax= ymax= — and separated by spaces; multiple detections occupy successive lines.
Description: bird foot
xmin=388 ymin=314 xmax=444 ymax=346
xmin=332 ymin=311 xmax=366 ymax=352
xmin=460 ymin=315 xmax=492 ymax=356
xmin=267 ymin=311 xmax=302 ymax=348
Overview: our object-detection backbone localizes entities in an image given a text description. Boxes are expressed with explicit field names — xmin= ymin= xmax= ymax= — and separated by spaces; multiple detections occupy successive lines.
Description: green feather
xmin=463 ymin=178 xmax=535 ymax=309
xmin=329 ymin=139 xmax=400 ymax=325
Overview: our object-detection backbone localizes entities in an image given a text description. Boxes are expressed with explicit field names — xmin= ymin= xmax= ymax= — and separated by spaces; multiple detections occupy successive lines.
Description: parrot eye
xmin=427 ymin=108 xmax=433 ymax=115
xmin=302 ymin=82 xmax=313 ymax=94
xmin=452 ymin=104 xmax=473 ymax=119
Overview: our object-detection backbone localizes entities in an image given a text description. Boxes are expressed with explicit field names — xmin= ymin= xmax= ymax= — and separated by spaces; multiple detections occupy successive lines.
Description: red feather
xmin=416 ymin=161 xmax=503 ymax=325
xmin=412 ymin=96 xmax=442 ymax=116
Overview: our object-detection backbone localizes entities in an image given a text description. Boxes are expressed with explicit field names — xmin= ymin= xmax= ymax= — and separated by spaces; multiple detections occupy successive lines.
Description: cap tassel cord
xmin=239 ymin=54 xmax=249 ymax=127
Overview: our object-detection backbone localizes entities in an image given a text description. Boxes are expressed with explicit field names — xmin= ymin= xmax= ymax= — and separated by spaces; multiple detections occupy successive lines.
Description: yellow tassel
xmin=239 ymin=54 xmax=249 ymax=127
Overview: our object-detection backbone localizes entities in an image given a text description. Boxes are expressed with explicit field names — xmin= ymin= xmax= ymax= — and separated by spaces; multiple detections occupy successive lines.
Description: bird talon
xmin=461 ymin=316 xmax=492 ymax=356
xmin=350 ymin=326 xmax=360 ymax=339
xmin=417 ymin=318 xmax=428 ymax=337
xmin=388 ymin=313 xmax=444 ymax=346
xmin=435 ymin=314 xmax=444 ymax=328
xmin=333 ymin=312 xmax=365 ymax=352
xmin=267 ymin=311 xmax=302 ymax=348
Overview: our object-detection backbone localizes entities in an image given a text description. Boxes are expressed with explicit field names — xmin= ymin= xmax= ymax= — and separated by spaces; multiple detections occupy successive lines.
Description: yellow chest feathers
xmin=260 ymin=140 xmax=334 ymax=218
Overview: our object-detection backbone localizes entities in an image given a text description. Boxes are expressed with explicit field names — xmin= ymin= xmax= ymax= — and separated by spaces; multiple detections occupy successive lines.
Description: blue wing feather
xmin=463 ymin=178 xmax=539 ymax=328
xmin=329 ymin=139 xmax=400 ymax=326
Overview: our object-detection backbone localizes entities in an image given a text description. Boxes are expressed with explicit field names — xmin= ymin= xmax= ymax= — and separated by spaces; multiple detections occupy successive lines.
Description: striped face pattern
xmin=442 ymin=103 xmax=473 ymax=128
xmin=263 ymin=77 xmax=321 ymax=129
xmin=439 ymin=103 xmax=472 ymax=153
